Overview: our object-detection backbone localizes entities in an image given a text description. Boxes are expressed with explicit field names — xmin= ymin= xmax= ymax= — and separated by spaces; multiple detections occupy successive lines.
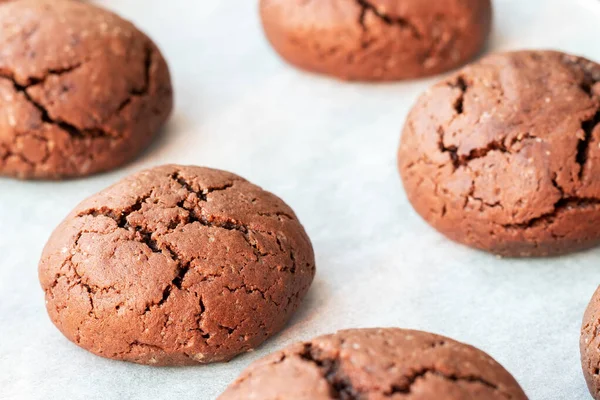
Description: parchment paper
xmin=2 ymin=0 xmax=600 ymax=398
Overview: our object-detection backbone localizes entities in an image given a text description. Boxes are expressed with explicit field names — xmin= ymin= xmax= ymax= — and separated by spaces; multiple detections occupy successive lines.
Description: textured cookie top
xmin=399 ymin=50 xmax=600 ymax=255
xmin=39 ymin=165 xmax=315 ymax=365
xmin=219 ymin=328 xmax=527 ymax=399
xmin=0 ymin=0 xmax=172 ymax=178
xmin=260 ymin=0 xmax=492 ymax=80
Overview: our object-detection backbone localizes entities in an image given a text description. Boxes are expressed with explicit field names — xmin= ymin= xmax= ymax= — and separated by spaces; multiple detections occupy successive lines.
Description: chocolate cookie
xmin=581 ymin=286 xmax=600 ymax=398
xmin=38 ymin=165 xmax=315 ymax=365
xmin=219 ymin=328 xmax=527 ymax=399
xmin=0 ymin=0 xmax=172 ymax=179
xmin=399 ymin=50 xmax=600 ymax=257
xmin=259 ymin=0 xmax=492 ymax=81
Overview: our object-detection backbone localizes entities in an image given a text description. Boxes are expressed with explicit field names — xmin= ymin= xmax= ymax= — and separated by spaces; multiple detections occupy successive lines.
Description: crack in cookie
xmin=356 ymin=0 xmax=421 ymax=38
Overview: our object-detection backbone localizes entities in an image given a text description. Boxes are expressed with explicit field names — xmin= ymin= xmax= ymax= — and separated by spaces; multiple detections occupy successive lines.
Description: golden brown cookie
xmin=399 ymin=50 xmax=600 ymax=257
xmin=0 ymin=0 xmax=172 ymax=179
xmin=219 ymin=328 xmax=528 ymax=399
xmin=39 ymin=165 xmax=315 ymax=365
xmin=259 ymin=0 xmax=492 ymax=81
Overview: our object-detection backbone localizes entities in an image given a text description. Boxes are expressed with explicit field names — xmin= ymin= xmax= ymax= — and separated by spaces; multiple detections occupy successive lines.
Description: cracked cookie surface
xmin=399 ymin=50 xmax=600 ymax=257
xmin=581 ymin=286 xmax=600 ymax=399
xmin=0 ymin=0 xmax=172 ymax=179
xmin=218 ymin=328 xmax=527 ymax=399
xmin=38 ymin=164 xmax=316 ymax=365
xmin=259 ymin=0 xmax=492 ymax=81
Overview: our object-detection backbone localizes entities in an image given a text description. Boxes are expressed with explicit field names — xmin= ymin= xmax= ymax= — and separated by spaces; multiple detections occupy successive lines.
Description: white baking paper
xmin=2 ymin=0 xmax=600 ymax=398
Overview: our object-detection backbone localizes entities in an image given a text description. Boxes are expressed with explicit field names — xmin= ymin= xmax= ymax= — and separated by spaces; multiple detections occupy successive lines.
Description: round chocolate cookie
xmin=259 ymin=0 xmax=492 ymax=81
xmin=219 ymin=328 xmax=527 ymax=399
xmin=38 ymin=165 xmax=315 ymax=365
xmin=581 ymin=286 xmax=600 ymax=399
xmin=0 ymin=0 xmax=172 ymax=179
xmin=399 ymin=50 xmax=600 ymax=257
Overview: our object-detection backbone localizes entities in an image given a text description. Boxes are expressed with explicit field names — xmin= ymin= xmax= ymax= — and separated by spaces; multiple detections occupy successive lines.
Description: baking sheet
xmin=2 ymin=0 xmax=600 ymax=398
